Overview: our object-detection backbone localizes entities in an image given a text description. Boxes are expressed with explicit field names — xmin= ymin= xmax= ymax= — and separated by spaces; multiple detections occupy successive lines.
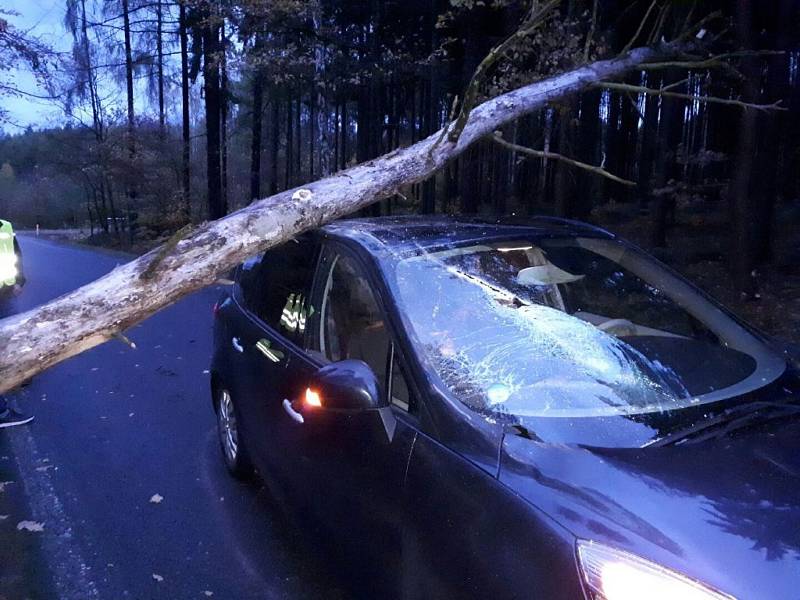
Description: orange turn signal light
xmin=305 ymin=387 xmax=322 ymax=408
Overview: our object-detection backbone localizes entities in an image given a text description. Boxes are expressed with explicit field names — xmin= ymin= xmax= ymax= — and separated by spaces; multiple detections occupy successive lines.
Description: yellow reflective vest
xmin=0 ymin=219 xmax=17 ymax=286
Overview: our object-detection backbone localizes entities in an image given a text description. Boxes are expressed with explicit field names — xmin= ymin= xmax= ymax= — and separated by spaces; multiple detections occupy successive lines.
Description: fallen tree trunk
xmin=0 ymin=43 xmax=682 ymax=394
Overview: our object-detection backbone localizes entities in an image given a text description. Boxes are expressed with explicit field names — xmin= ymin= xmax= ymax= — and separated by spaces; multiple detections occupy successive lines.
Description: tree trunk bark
xmin=729 ymin=0 xmax=760 ymax=295
xmin=0 ymin=44 xmax=685 ymax=393
xmin=250 ymin=76 xmax=263 ymax=202
xmin=220 ymin=20 xmax=229 ymax=214
xmin=204 ymin=1 xmax=223 ymax=220
xmin=156 ymin=0 xmax=165 ymax=138
xmin=269 ymin=96 xmax=279 ymax=195
xmin=553 ymin=99 xmax=577 ymax=217
xmin=121 ymin=0 xmax=137 ymax=245
xmin=285 ymin=96 xmax=293 ymax=189
xmin=179 ymin=0 xmax=191 ymax=222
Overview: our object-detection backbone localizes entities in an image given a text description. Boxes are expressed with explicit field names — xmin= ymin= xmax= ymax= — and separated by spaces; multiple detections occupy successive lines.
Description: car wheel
xmin=215 ymin=388 xmax=254 ymax=480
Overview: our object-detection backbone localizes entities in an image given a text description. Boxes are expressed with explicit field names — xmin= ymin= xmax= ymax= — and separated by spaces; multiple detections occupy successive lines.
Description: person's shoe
xmin=0 ymin=408 xmax=34 ymax=428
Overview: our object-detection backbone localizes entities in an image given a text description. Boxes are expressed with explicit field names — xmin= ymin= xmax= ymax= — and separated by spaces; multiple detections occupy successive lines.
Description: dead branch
xmin=446 ymin=0 xmax=561 ymax=144
xmin=492 ymin=132 xmax=636 ymax=187
xmin=595 ymin=81 xmax=788 ymax=111
xmin=623 ymin=0 xmax=658 ymax=54
xmin=0 ymin=42 xmax=688 ymax=394
xmin=640 ymin=50 xmax=784 ymax=79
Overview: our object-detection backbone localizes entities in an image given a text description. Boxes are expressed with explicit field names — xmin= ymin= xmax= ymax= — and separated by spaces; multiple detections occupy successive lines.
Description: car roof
xmin=320 ymin=215 xmax=614 ymax=255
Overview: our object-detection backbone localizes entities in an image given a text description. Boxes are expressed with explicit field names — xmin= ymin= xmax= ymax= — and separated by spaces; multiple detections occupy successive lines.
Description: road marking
xmin=8 ymin=427 xmax=100 ymax=600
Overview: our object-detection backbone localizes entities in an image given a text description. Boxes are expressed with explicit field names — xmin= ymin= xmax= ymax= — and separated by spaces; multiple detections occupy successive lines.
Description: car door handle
xmin=282 ymin=399 xmax=304 ymax=424
xmin=231 ymin=337 xmax=244 ymax=353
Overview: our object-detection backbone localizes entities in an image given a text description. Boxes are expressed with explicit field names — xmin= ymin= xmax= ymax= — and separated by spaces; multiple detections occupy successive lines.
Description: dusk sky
xmin=3 ymin=0 xmax=72 ymax=130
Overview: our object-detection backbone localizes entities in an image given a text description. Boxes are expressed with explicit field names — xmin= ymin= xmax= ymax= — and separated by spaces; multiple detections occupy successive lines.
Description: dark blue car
xmin=210 ymin=216 xmax=799 ymax=600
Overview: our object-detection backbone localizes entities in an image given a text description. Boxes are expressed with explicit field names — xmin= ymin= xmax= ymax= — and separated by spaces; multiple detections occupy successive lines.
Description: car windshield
xmin=387 ymin=236 xmax=786 ymax=424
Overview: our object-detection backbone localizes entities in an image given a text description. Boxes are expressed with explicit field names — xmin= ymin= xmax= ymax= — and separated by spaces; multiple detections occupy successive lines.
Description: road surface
xmin=0 ymin=236 xmax=346 ymax=600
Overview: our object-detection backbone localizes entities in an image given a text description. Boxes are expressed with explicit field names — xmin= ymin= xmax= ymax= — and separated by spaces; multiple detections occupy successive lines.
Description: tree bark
xmin=156 ymin=0 xmax=165 ymax=138
xmin=220 ymin=20 xmax=229 ymax=215
xmin=122 ymin=0 xmax=136 ymax=244
xmin=0 ymin=44 xmax=684 ymax=393
xmin=250 ymin=76 xmax=263 ymax=202
xmin=729 ymin=0 xmax=760 ymax=295
xmin=179 ymin=0 xmax=191 ymax=222
xmin=269 ymin=96 xmax=279 ymax=195
xmin=203 ymin=1 xmax=223 ymax=220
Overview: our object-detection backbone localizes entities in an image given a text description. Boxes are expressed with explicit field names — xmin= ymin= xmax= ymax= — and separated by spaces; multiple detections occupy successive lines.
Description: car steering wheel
xmin=597 ymin=318 xmax=637 ymax=337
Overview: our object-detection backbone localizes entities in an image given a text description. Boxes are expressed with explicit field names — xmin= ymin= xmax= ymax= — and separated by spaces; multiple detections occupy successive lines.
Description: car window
xmin=318 ymin=250 xmax=389 ymax=375
xmin=309 ymin=246 xmax=416 ymax=413
xmin=237 ymin=237 xmax=319 ymax=344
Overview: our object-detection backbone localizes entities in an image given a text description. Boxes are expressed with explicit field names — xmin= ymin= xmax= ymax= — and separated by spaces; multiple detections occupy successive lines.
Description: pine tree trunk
xmin=156 ymin=0 xmax=165 ymax=138
xmin=220 ymin=21 xmax=229 ymax=214
xmin=575 ymin=90 xmax=600 ymax=219
xmin=269 ymin=97 xmax=279 ymax=195
xmin=121 ymin=0 xmax=137 ymax=243
xmin=554 ymin=100 xmax=577 ymax=217
xmin=203 ymin=2 xmax=223 ymax=220
xmin=285 ymin=96 xmax=293 ymax=189
xmin=729 ymin=0 xmax=760 ymax=295
xmin=340 ymin=101 xmax=348 ymax=170
xmin=179 ymin=0 xmax=191 ymax=221
xmin=250 ymin=77 xmax=263 ymax=202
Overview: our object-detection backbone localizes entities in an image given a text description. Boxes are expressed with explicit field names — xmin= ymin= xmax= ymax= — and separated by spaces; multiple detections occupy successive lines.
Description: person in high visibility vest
xmin=0 ymin=219 xmax=32 ymax=427
xmin=0 ymin=219 xmax=25 ymax=293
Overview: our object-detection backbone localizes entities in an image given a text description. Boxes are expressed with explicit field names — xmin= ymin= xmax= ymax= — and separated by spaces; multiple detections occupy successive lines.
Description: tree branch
xmin=595 ymin=80 xmax=788 ymax=111
xmin=639 ymin=50 xmax=784 ymax=79
xmin=492 ymin=132 xmax=635 ymax=187
xmin=446 ymin=0 xmax=561 ymax=144
xmin=623 ymin=0 xmax=658 ymax=54
xmin=0 ymin=42 xmax=688 ymax=394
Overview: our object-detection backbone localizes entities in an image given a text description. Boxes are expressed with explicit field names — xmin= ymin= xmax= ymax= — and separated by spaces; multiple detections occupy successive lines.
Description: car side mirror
xmin=307 ymin=359 xmax=383 ymax=411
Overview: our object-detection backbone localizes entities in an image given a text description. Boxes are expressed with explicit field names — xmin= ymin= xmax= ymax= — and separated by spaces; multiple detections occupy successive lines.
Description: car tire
xmin=215 ymin=388 xmax=254 ymax=480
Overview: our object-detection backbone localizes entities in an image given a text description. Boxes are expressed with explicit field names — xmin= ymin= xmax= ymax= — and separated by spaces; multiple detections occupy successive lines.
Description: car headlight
xmin=577 ymin=541 xmax=735 ymax=600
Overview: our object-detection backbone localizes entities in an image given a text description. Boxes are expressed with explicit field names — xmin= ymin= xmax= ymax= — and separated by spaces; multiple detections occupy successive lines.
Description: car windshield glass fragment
xmin=391 ymin=237 xmax=784 ymax=418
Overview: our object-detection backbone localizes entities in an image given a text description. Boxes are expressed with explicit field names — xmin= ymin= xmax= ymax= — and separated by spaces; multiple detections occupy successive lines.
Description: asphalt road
xmin=0 ymin=236 xmax=346 ymax=600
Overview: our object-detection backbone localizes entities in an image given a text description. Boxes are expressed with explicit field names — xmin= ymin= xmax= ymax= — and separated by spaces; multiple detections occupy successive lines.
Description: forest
xmin=0 ymin=0 xmax=799 ymax=342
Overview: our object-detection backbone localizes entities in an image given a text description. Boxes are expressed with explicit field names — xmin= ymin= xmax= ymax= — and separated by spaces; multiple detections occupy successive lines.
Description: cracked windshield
xmin=393 ymin=237 xmax=785 ymax=422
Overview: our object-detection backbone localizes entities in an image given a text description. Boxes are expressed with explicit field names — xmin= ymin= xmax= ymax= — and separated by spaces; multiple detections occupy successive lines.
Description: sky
xmin=2 ymin=0 xmax=73 ymax=130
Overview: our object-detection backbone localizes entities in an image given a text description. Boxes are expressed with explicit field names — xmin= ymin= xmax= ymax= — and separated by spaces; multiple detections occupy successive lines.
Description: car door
xmin=230 ymin=237 xmax=320 ymax=468
xmin=274 ymin=242 xmax=419 ymax=595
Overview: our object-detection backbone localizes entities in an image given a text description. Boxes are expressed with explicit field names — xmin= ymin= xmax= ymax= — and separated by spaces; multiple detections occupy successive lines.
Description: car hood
xmin=499 ymin=419 xmax=800 ymax=600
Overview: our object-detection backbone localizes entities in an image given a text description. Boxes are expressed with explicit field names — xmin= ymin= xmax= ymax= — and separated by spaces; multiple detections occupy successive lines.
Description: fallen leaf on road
xmin=0 ymin=514 xmax=9 ymax=520
xmin=17 ymin=520 xmax=45 ymax=532
xmin=204 ymin=591 xmax=214 ymax=597
xmin=0 ymin=481 xmax=13 ymax=493
xmin=35 ymin=465 xmax=55 ymax=473
xmin=152 ymin=573 xmax=164 ymax=582
xmin=149 ymin=494 xmax=164 ymax=504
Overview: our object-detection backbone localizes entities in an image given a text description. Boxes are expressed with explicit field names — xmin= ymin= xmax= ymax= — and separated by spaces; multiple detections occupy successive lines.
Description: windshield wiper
xmin=645 ymin=400 xmax=800 ymax=448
